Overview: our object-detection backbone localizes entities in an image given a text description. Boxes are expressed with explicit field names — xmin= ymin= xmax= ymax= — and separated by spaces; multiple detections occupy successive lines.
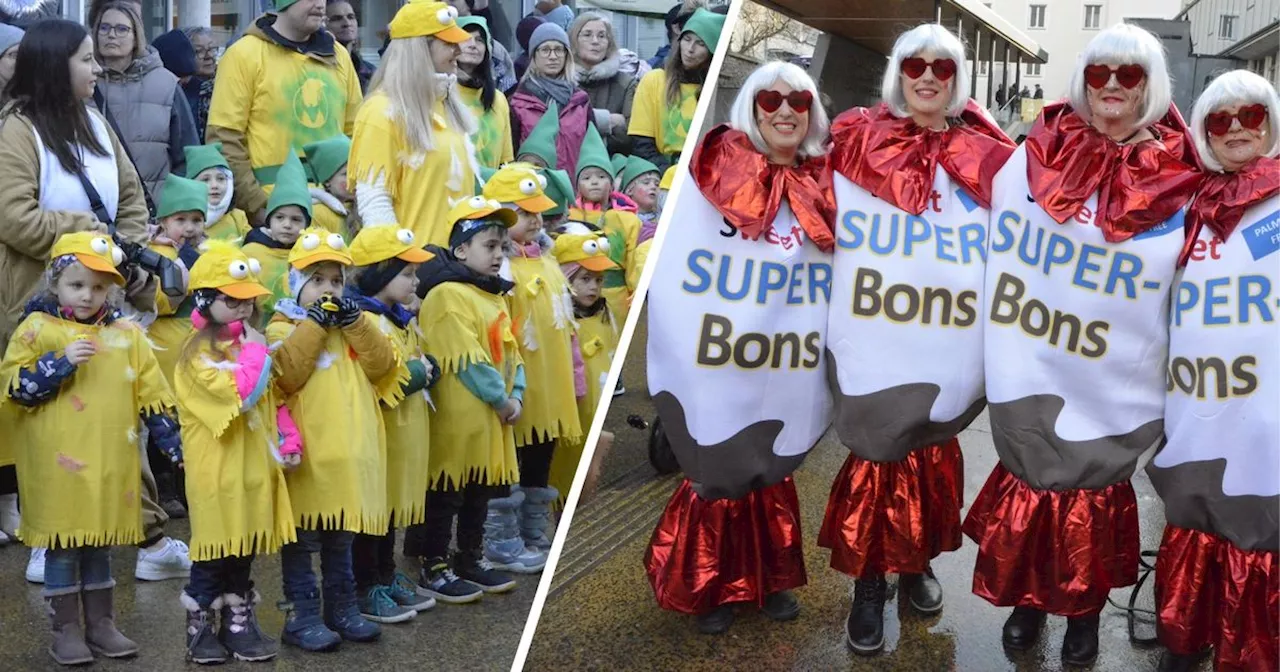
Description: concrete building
xmin=1177 ymin=0 xmax=1279 ymax=86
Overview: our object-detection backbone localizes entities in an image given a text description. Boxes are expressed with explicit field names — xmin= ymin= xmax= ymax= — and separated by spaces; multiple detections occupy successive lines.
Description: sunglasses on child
xmin=754 ymin=89 xmax=813 ymax=114
xmin=1205 ymin=104 xmax=1269 ymax=136
xmin=900 ymin=57 xmax=957 ymax=81
xmin=217 ymin=295 xmax=252 ymax=310
xmin=1083 ymin=63 xmax=1146 ymax=89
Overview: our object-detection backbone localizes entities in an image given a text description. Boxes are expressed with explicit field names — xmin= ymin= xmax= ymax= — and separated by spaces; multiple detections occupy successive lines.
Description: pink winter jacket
xmin=510 ymin=87 xmax=593 ymax=178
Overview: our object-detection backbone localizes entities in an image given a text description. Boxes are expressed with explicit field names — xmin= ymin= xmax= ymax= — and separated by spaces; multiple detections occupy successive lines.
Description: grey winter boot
xmin=484 ymin=490 xmax=546 ymax=573
xmin=45 ymin=591 xmax=93 ymax=666
xmin=519 ymin=486 xmax=559 ymax=551
xmin=81 ymin=585 xmax=138 ymax=658
xmin=180 ymin=592 xmax=228 ymax=665
xmin=219 ymin=590 xmax=278 ymax=661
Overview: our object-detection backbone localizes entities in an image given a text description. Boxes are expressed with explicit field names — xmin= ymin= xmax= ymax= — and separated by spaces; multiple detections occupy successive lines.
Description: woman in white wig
xmin=819 ymin=22 xmax=1015 ymax=655
xmin=1146 ymin=69 xmax=1279 ymax=672
xmin=644 ymin=60 xmax=835 ymax=635
xmin=961 ymin=22 xmax=1201 ymax=666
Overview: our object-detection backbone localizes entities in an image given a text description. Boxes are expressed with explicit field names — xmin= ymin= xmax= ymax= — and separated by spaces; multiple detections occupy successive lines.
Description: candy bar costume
xmin=644 ymin=125 xmax=837 ymax=614
xmin=820 ymin=101 xmax=1014 ymax=577
xmin=1147 ymin=154 xmax=1279 ymax=670
xmin=962 ymin=102 xmax=1202 ymax=616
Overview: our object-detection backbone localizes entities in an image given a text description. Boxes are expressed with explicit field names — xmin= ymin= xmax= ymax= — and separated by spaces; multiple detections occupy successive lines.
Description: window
xmin=1027 ymin=63 xmax=1042 ymax=77
xmin=980 ymin=61 xmax=989 ymax=75
xmin=1029 ymin=5 xmax=1046 ymax=29
xmin=1084 ymin=5 xmax=1102 ymax=30
xmin=1220 ymin=15 xmax=1237 ymax=39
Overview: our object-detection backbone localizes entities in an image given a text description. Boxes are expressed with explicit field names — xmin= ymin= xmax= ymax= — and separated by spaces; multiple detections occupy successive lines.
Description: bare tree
xmin=730 ymin=3 xmax=811 ymax=57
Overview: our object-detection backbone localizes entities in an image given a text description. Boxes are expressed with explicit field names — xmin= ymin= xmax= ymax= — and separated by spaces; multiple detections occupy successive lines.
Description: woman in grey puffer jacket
xmin=92 ymin=1 xmax=198 ymax=201
xmin=570 ymin=12 xmax=638 ymax=155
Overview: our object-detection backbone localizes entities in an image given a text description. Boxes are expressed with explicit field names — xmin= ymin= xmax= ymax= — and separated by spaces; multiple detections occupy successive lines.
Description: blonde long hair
xmin=369 ymin=35 xmax=477 ymax=154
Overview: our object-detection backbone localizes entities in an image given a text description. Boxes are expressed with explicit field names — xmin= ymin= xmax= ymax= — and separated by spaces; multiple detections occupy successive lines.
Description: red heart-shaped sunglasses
xmin=755 ymin=89 xmax=814 ymax=114
xmin=900 ymin=57 xmax=957 ymax=81
xmin=1205 ymin=103 xmax=1269 ymax=136
xmin=1083 ymin=63 xmax=1146 ymax=89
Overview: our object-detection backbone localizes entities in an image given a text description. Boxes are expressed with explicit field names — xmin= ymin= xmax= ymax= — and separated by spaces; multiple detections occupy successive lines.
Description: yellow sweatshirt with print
xmin=628 ymin=69 xmax=700 ymax=156
xmin=367 ymin=311 xmax=430 ymax=526
xmin=206 ymin=209 xmax=252 ymax=242
xmin=457 ymin=85 xmax=514 ymax=169
xmin=508 ymin=249 xmax=582 ymax=447
xmin=1 ymin=312 xmax=175 ymax=549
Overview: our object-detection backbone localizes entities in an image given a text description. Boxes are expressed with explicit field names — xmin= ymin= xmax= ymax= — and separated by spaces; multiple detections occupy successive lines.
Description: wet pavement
xmin=525 ymin=313 xmax=1211 ymax=671
xmin=0 ymin=522 xmax=534 ymax=671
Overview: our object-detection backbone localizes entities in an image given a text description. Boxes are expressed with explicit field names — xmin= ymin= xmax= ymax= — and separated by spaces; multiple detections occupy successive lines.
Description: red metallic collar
xmin=1179 ymin=156 xmax=1280 ymax=265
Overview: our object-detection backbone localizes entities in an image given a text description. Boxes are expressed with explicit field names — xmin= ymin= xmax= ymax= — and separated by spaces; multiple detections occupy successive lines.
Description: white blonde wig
xmin=880 ymin=23 xmax=970 ymax=119
xmin=729 ymin=61 xmax=830 ymax=160
xmin=370 ymin=35 xmax=477 ymax=154
xmin=1067 ymin=22 xmax=1173 ymax=131
xmin=1190 ymin=69 xmax=1280 ymax=173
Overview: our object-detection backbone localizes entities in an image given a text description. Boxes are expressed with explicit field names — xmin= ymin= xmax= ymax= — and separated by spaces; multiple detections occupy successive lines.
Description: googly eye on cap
xmin=469 ymin=195 xmax=487 ymax=208
xmin=301 ymin=233 xmax=321 ymax=251
xmin=537 ymin=174 xmax=548 ymax=189
xmin=583 ymin=240 xmax=599 ymax=254
xmin=519 ymin=178 xmax=537 ymax=195
xmin=228 ymin=260 xmax=249 ymax=279
xmin=397 ymin=229 xmax=415 ymax=245
xmin=90 ymin=237 xmax=111 ymax=255
xmin=111 ymin=247 xmax=125 ymax=266
xmin=248 ymin=258 xmax=262 ymax=275
xmin=598 ymin=238 xmax=611 ymax=252
xmin=326 ymin=234 xmax=346 ymax=250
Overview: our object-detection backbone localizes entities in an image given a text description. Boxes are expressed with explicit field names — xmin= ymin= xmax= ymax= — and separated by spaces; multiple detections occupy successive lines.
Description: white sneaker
xmin=0 ymin=493 xmax=19 ymax=537
xmin=135 ymin=537 xmax=192 ymax=581
xmin=26 ymin=547 xmax=45 ymax=584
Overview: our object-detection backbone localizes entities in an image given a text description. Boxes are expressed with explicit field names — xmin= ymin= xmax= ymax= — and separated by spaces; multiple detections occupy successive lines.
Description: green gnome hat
xmin=157 ymin=173 xmax=210 ymax=220
xmin=302 ymin=135 xmax=352 ymax=186
xmin=575 ymin=123 xmax=613 ymax=183
xmin=542 ymin=168 xmax=575 ymax=216
xmin=682 ymin=8 xmax=726 ymax=52
xmin=517 ymin=101 xmax=560 ymax=168
xmin=266 ymin=152 xmax=313 ymax=220
xmin=610 ymin=153 xmax=628 ymax=179
xmin=184 ymin=143 xmax=229 ymax=180
xmin=274 ymin=0 xmax=301 ymax=13
xmin=456 ymin=16 xmax=491 ymax=48
xmin=620 ymin=155 xmax=662 ymax=192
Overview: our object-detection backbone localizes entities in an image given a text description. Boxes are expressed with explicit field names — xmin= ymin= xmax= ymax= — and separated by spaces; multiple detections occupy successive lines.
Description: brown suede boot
xmin=81 ymin=586 xmax=138 ymax=658
xmin=46 ymin=592 xmax=93 ymax=666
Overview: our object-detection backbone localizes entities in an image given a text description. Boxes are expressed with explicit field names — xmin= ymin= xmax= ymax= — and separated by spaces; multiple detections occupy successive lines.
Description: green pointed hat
xmin=575 ymin=123 xmax=612 ymax=182
xmin=682 ymin=8 xmax=725 ymax=52
xmin=157 ymin=173 xmax=209 ymax=220
xmin=610 ymin=153 xmax=628 ymax=179
xmin=542 ymin=168 xmax=574 ymax=216
xmin=302 ymin=135 xmax=352 ymax=186
xmin=266 ymin=152 xmax=313 ymax=220
xmin=620 ymin=155 xmax=662 ymax=192
xmin=517 ymin=101 xmax=560 ymax=168
xmin=456 ymin=16 xmax=491 ymax=47
xmin=184 ymin=143 xmax=229 ymax=180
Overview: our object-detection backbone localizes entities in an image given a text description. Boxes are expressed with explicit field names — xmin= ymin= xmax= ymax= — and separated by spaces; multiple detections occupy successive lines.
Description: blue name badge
xmin=1133 ymin=209 xmax=1185 ymax=240
xmin=1242 ymin=210 xmax=1280 ymax=261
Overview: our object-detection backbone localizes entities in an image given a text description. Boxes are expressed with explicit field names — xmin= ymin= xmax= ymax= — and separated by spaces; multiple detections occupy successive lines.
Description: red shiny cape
xmin=828 ymin=100 xmax=1015 ymax=215
xmin=1179 ymin=156 xmax=1280 ymax=266
xmin=1155 ymin=525 xmax=1279 ymax=669
xmin=1026 ymin=102 xmax=1203 ymax=243
xmin=818 ymin=438 xmax=963 ymax=577
xmin=645 ymin=477 xmax=807 ymax=614
xmin=962 ymin=464 xmax=1139 ymax=616
xmin=690 ymin=124 xmax=837 ymax=251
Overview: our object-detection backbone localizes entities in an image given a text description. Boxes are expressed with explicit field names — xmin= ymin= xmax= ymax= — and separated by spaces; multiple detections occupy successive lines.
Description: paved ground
xmin=524 ymin=313 xmax=1211 ymax=672
xmin=0 ymin=522 xmax=534 ymax=670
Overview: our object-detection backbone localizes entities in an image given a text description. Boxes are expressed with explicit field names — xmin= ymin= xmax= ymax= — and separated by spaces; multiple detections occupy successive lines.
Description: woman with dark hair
xmin=628 ymin=8 xmax=722 ymax=171
xmin=456 ymin=16 xmax=513 ymax=168
xmin=93 ymin=0 xmax=198 ymax=199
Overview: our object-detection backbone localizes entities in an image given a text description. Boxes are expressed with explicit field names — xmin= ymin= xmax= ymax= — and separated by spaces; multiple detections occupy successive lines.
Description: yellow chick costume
xmin=267 ymin=228 xmax=400 ymax=534
xmin=548 ymin=234 xmax=620 ymax=501
xmin=147 ymin=242 xmax=190 ymax=389
xmin=565 ymin=206 xmax=640 ymax=325
xmin=206 ymin=209 xmax=252 ymax=242
xmin=1 ymin=233 xmax=174 ymax=548
xmin=483 ymin=165 xmax=582 ymax=447
xmin=420 ymin=198 xmax=522 ymax=488
xmin=177 ymin=241 xmax=296 ymax=560
xmin=348 ymin=2 xmax=477 ymax=249
xmin=350 ymin=226 xmax=435 ymax=524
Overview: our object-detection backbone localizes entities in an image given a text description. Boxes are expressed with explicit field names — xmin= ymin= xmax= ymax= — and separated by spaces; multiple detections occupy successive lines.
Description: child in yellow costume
xmin=567 ymin=126 xmax=639 ymax=326
xmin=405 ymin=197 xmax=532 ymax=601
xmin=481 ymin=163 xmax=582 ymax=564
xmin=347 ymin=226 xmax=437 ymax=622
xmin=176 ymin=241 xmax=299 ymax=665
xmin=1 ymin=232 xmax=181 ymax=665
xmin=619 ymin=155 xmax=663 ymax=291
xmin=186 ymin=143 xmax=251 ymax=242
xmin=241 ymin=153 xmax=311 ymax=320
xmin=547 ymin=233 xmax=620 ymax=505
xmin=266 ymin=227 xmax=399 ymax=651
xmin=303 ymin=136 xmax=357 ymax=239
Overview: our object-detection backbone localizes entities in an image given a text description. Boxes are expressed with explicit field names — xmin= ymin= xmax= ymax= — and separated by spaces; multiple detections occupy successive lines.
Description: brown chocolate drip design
xmin=1147 ymin=456 xmax=1280 ymax=552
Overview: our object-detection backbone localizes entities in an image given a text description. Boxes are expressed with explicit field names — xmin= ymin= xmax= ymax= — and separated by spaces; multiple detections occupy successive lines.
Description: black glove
xmin=306 ymin=301 xmax=332 ymax=327
xmin=335 ymin=297 xmax=362 ymax=328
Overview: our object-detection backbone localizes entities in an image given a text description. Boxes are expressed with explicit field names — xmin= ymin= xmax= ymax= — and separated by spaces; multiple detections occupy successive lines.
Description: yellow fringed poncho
xmin=419 ymin=282 xmax=521 ymax=489
xmin=240 ymin=242 xmax=291 ymax=317
xmin=368 ymin=312 xmax=430 ymax=526
xmin=267 ymin=315 xmax=398 ymax=534
xmin=176 ymin=337 xmax=296 ymax=561
xmin=508 ymin=252 xmax=582 ymax=447
xmin=1 ymin=312 xmax=175 ymax=549
xmin=147 ymin=243 xmax=192 ymax=390
xmin=566 ymin=207 xmax=641 ymax=325
xmin=206 ymin=209 xmax=251 ymax=242
xmin=548 ymin=303 xmax=619 ymax=503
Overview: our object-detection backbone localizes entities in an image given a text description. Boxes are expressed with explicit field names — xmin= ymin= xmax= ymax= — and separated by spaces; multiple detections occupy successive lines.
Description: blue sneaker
xmin=391 ymin=572 xmax=436 ymax=612
xmin=358 ymin=585 xmax=415 ymax=624
xmin=279 ymin=596 xmax=341 ymax=653
xmin=324 ymin=583 xmax=382 ymax=642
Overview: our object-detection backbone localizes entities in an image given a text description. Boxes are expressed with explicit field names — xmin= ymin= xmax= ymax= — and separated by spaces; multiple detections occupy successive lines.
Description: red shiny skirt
xmin=818 ymin=438 xmax=963 ymax=577
xmin=1156 ymin=525 xmax=1279 ymax=671
xmin=962 ymin=464 xmax=1139 ymax=616
xmin=644 ymin=477 xmax=807 ymax=615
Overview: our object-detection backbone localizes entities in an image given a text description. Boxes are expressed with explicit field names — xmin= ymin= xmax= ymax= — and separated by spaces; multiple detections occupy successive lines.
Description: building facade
xmin=1178 ymin=0 xmax=1279 ymax=86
